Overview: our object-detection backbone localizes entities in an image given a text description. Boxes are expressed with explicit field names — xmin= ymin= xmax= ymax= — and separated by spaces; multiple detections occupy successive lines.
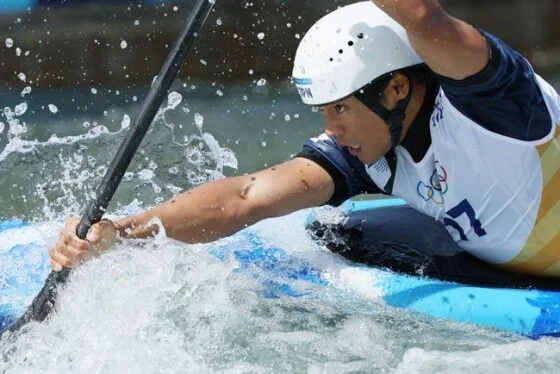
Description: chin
xmin=358 ymin=154 xmax=376 ymax=164
xmin=360 ymin=152 xmax=384 ymax=165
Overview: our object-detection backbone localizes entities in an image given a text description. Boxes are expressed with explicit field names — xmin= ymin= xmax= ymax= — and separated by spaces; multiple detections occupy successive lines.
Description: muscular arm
xmin=371 ymin=0 xmax=490 ymax=80
xmin=115 ymin=157 xmax=335 ymax=243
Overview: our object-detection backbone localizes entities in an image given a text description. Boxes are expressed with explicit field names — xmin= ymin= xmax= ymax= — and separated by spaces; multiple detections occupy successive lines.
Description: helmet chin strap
xmin=355 ymin=74 xmax=415 ymax=150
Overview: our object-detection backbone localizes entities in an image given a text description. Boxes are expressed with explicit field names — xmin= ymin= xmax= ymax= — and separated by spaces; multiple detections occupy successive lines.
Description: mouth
xmin=347 ymin=145 xmax=361 ymax=157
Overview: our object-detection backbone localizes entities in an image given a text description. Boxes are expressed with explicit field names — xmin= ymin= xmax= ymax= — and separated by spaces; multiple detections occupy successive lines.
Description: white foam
xmin=0 ymin=225 xmax=46 ymax=253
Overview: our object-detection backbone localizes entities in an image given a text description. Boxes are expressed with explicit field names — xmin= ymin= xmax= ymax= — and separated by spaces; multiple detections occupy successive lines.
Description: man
xmin=50 ymin=1 xmax=560 ymax=276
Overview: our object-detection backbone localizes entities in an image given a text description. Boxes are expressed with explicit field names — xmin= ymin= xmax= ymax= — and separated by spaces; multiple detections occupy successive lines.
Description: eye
xmin=335 ymin=104 xmax=346 ymax=114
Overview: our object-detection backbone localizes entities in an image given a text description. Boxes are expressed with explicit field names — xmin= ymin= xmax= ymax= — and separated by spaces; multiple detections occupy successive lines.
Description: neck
xmin=399 ymin=78 xmax=439 ymax=163
xmin=401 ymin=82 xmax=427 ymax=140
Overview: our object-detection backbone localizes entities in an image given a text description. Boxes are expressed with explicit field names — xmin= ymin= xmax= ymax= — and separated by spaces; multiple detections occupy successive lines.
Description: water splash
xmin=0 ymin=87 xmax=238 ymax=220
xmin=0 ymin=209 xmax=527 ymax=372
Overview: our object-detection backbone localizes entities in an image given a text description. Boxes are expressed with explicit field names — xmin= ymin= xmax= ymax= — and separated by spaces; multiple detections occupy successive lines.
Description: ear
xmin=382 ymin=73 xmax=410 ymax=108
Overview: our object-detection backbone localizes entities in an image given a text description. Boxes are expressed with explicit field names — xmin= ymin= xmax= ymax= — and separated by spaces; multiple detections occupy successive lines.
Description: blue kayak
xmin=0 ymin=221 xmax=50 ymax=331
xmin=1 ymin=198 xmax=560 ymax=338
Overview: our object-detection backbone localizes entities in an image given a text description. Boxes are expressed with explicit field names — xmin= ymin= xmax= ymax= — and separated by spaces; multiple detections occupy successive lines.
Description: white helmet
xmin=292 ymin=1 xmax=423 ymax=106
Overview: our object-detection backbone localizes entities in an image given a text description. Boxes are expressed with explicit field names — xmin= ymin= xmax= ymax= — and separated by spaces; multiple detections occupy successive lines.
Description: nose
xmin=324 ymin=119 xmax=344 ymax=139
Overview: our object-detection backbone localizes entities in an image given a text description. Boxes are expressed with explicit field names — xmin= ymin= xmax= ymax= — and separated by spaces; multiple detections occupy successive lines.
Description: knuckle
xmin=60 ymin=259 xmax=73 ymax=268
xmin=49 ymin=246 xmax=58 ymax=256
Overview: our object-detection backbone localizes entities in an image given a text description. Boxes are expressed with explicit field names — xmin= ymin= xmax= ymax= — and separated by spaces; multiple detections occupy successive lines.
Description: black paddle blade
xmin=0 ymin=0 xmax=215 ymax=339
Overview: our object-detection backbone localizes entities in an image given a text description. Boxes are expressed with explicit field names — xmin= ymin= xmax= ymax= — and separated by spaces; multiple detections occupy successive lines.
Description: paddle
xmin=1 ymin=0 xmax=215 ymax=337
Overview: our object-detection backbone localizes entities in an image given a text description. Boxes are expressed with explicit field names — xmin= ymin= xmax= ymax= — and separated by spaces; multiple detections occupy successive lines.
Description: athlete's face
xmin=319 ymin=96 xmax=392 ymax=165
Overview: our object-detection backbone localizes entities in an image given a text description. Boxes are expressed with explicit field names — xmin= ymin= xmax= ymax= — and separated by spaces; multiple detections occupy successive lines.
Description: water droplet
xmin=132 ymin=96 xmax=137 ymax=102
xmin=194 ymin=113 xmax=204 ymax=130
xmin=261 ymin=141 xmax=267 ymax=147
xmin=216 ymin=18 xmax=222 ymax=26
xmin=14 ymin=102 xmax=27 ymax=116
xmin=15 ymin=47 xmax=21 ymax=56
xmin=286 ymin=23 xmax=292 ymax=28
xmin=295 ymin=33 xmax=301 ymax=39
xmin=20 ymin=86 xmax=31 ymax=97
xmin=256 ymin=78 xmax=266 ymax=86
xmin=91 ymin=88 xmax=98 ymax=94
xmin=48 ymin=104 xmax=58 ymax=114
xmin=167 ymin=91 xmax=182 ymax=109
xmin=200 ymin=59 xmax=207 ymax=66
xmin=249 ymin=69 xmax=254 ymax=75
xmin=134 ymin=20 xmax=139 ymax=26
xmin=284 ymin=114 xmax=291 ymax=121
xmin=216 ymin=90 xmax=223 ymax=97
xmin=138 ymin=169 xmax=155 ymax=181
xmin=243 ymin=95 xmax=248 ymax=101
xmin=17 ymin=72 xmax=26 ymax=82
xmin=5 ymin=38 xmax=13 ymax=48
xmin=121 ymin=114 xmax=130 ymax=128
xmin=257 ymin=32 xmax=265 ymax=40
xmin=120 ymin=40 xmax=128 ymax=49
xmin=173 ymin=5 xmax=179 ymax=11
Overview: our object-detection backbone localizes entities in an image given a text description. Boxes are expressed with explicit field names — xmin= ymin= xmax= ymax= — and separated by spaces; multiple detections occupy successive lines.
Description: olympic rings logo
xmin=417 ymin=161 xmax=448 ymax=204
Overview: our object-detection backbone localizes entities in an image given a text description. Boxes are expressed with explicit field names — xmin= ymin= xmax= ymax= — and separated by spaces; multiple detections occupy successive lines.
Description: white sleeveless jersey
xmin=366 ymin=75 xmax=560 ymax=273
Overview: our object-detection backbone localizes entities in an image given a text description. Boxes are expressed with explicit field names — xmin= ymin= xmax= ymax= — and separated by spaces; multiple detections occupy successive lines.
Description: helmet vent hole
xmin=338 ymin=49 xmax=343 ymax=54
xmin=357 ymin=33 xmax=364 ymax=39
xmin=348 ymin=41 xmax=354 ymax=46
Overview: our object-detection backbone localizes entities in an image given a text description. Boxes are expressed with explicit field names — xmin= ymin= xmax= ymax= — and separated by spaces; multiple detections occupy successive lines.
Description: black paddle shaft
xmin=2 ymin=0 xmax=215 ymax=336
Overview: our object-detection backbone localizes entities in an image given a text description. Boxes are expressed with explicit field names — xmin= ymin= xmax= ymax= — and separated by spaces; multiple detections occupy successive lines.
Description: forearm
xmin=115 ymin=176 xmax=257 ymax=244
xmin=370 ymin=0 xmax=445 ymax=29
xmin=371 ymin=0 xmax=488 ymax=79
